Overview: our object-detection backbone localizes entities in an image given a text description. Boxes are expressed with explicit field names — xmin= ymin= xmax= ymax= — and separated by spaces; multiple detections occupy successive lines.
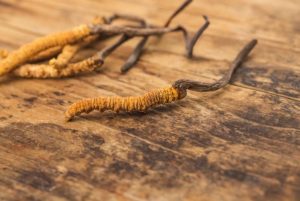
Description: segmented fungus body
xmin=49 ymin=29 xmax=100 ymax=69
xmin=13 ymin=55 xmax=103 ymax=78
xmin=29 ymin=17 xmax=102 ymax=66
xmin=12 ymin=34 xmax=131 ymax=78
xmin=65 ymin=86 xmax=185 ymax=121
xmin=0 ymin=25 xmax=91 ymax=76
xmin=0 ymin=47 xmax=63 ymax=62
xmin=65 ymin=39 xmax=257 ymax=121
xmin=48 ymin=36 xmax=96 ymax=69
xmin=29 ymin=46 xmax=63 ymax=63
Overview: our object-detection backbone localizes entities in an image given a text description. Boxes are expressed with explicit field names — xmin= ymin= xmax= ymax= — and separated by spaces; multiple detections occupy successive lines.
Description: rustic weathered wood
xmin=0 ymin=0 xmax=299 ymax=201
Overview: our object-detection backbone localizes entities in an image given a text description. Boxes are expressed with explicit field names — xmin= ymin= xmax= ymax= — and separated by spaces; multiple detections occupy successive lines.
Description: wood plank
xmin=0 ymin=0 xmax=299 ymax=201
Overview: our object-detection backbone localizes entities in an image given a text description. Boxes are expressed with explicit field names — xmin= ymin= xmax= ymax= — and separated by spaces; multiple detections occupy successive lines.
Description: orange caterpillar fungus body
xmin=0 ymin=47 xmax=63 ymax=62
xmin=12 ymin=33 xmax=132 ymax=78
xmin=49 ymin=35 xmax=98 ymax=69
xmin=65 ymin=87 xmax=185 ymax=121
xmin=29 ymin=46 xmax=63 ymax=63
xmin=0 ymin=49 xmax=9 ymax=59
xmin=0 ymin=25 xmax=92 ymax=76
xmin=13 ymin=55 xmax=103 ymax=78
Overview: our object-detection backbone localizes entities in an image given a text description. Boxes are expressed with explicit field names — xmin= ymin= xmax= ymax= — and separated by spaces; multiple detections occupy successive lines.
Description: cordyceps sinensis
xmin=0 ymin=17 xmax=105 ymax=77
xmin=65 ymin=39 xmax=257 ymax=121
xmin=0 ymin=0 xmax=211 ymax=78
xmin=12 ymin=34 xmax=130 ymax=78
xmin=0 ymin=24 xmax=93 ymax=76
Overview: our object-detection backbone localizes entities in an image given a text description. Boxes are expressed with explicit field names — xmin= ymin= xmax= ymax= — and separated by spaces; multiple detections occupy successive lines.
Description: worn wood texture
xmin=0 ymin=0 xmax=299 ymax=200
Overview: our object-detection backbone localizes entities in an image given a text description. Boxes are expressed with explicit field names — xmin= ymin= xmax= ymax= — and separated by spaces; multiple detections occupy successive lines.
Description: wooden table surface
xmin=0 ymin=0 xmax=299 ymax=200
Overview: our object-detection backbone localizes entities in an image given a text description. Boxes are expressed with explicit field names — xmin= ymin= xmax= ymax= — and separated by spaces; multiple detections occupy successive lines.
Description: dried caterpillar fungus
xmin=0 ymin=24 xmax=92 ymax=76
xmin=0 ymin=1 xmax=210 ymax=77
xmin=29 ymin=46 xmax=63 ymax=63
xmin=65 ymin=39 xmax=257 ymax=122
xmin=13 ymin=55 xmax=103 ymax=78
xmin=0 ymin=47 xmax=63 ymax=63
xmin=65 ymin=86 xmax=185 ymax=121
xmin=49 ymin=35 xmax=99 ymax=69
xmin=13 ymin=34 xmax=132 ymax=78
xmin=48 ymin=18 xmax=103 ymax=69
xmin=49 ymin=45 xmax=83 ymax=69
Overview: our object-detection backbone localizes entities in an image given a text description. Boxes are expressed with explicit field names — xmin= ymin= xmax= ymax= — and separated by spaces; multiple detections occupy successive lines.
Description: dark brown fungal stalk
xmin=173 ymin=39 xmax=257 ymax=92
xmin=119 ymin=0 xmax=208 ymax=73
xmin=103 ymin=14 xmax=147 ymax=27
xmin=65 ymin=39 xmax=257 ymax=121
xmin=164 ymin=0 xmax=193 ymax=27
xmin=102 ymin=13 xmax=150 ymax=73
xmin=186 ymin=16 xmax=210 ymax=58
xmin=100 ymin=13 xmax=149 ymax=73
xmin=119 ymin=15 xmax=209 ymax=73
xmin=120 ymin=36 xmax=149 ymax=73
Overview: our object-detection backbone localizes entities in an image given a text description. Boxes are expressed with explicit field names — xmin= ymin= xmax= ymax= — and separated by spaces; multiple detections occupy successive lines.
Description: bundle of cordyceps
xmin=0 ymin=0 xmax=257 ymax=121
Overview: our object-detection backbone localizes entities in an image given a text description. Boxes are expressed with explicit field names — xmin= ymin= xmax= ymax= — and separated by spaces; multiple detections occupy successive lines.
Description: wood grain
xmin=0 ymin=0 xmax=299 ymax=201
